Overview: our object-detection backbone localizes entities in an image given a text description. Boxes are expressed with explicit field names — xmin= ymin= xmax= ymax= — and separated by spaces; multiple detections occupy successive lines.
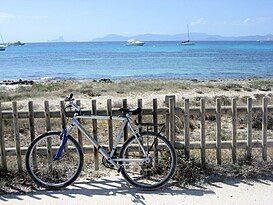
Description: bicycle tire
xmin=26 ymin=131 xmax=84 ymax=189
xmin=119 ymin=131 xmax=177 ymax=190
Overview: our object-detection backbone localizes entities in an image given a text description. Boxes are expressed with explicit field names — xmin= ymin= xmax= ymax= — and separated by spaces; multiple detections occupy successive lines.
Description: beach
xmin=0 ymin=77 xmax=272 ymax=110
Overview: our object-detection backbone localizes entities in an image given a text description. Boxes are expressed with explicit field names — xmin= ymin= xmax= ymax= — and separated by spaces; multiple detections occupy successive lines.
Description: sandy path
xmin=0 ymin=176 xmax=273 ymax=205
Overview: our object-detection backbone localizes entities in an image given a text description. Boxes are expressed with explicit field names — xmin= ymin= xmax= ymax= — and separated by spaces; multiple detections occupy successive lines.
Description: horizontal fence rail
xmin=2 ymin=106 xmax=273 ymax=119
xmin=0 ymin=96 xmax=272 ymax=172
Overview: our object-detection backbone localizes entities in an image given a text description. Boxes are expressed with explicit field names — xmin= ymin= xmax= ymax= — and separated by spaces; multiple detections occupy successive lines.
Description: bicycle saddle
xmin=118 ymin=107 xmax=142 ymax=115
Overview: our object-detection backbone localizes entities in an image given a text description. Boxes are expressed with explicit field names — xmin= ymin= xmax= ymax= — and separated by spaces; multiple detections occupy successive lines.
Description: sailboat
xmin=181 ymin=24 xmax=195 ymax=45
xmin=0 ymin=45 xmax=6 ymax=51
xmin=0 ymin=33 xmax=7 ymax=51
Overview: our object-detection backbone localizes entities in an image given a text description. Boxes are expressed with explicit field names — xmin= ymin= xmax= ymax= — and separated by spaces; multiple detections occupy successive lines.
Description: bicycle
xmin=26 ymin=94 xmax=177 ymax=190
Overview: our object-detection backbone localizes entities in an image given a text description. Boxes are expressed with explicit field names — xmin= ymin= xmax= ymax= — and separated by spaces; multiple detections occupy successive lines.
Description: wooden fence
xmin=0 ymin=96 xmax=273 ymax=172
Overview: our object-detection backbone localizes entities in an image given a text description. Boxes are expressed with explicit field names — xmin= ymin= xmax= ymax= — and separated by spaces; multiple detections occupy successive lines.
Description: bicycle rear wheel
xmin=26 ymin=131 xmax=83 ymax=189
xmin=120 ymin=132 xmax=177 ymax=190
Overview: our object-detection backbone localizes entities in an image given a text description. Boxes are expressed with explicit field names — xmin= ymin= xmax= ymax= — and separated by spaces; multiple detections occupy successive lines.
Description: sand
xmin=1 ymin=78 xmax=273 ymax=110
xmin=1 ymin=175 xmax=273 ymax=205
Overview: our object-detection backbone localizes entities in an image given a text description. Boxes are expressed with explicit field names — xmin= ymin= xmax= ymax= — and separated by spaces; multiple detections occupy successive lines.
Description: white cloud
xmin=235 ymin=17 xmax=273 ymax=25
xmin=0 ymin=12 xmax=14 ymax=22
xmin=254 ymin=17 xmax=273 ymax=24
xmin=190 ymin=18 xmax=205 ymax=26
xmin=22 ymin=15 xmax=48 ymax=21
xmin=0 ymin=11 xmax=47 ymax=23
xmin=243 ymin=18 xmax=251 ymax=23
xmin=187 ymin=17 xmax=273 ymax=28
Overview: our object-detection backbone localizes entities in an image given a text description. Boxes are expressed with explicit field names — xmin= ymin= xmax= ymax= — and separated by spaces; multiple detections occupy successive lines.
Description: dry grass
xmin=174 ymin=150 xmax=273 ymax=186
xmin=1 ymin=77 xmax=273 ymax=110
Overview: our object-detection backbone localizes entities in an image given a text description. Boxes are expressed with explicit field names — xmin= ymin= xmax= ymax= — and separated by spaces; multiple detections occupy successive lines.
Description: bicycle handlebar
xmin=65 ymin=93 xmax=74 ymax=102
xmin=64 ymin=93 xmax=81 ymax=113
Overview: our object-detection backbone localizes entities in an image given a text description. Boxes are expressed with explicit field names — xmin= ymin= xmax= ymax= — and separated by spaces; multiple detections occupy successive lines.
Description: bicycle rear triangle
xmin=26 ymin=93 xmax=177 ymax=190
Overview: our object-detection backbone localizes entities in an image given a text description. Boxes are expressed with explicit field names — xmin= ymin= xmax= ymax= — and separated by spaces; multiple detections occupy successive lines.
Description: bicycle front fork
xmin=53 ymin=125 xmax=73 ymax=161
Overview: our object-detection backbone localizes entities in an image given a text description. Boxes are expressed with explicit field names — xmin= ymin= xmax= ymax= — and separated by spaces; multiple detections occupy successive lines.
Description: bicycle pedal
xmin=102 ymin=156 xmax=115 ymax=169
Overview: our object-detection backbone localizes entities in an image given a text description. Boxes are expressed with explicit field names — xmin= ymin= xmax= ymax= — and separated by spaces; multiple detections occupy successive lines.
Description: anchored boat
xmin=126 ymin=39 xmax=145 ymax=46
xmin=0 ymin=45 xmax=7 ymax=51
xmin=0 ymin=33 xmax=7 ymax=51
xmin=181 ymin=24 xmax=195 ymax=45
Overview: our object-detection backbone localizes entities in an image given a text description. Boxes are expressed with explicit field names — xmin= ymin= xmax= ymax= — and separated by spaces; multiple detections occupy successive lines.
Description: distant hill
xmin=48 ymin=36 xmax=65 ymax=42
xmin=93 ymin=33 xmax=273 ymax=41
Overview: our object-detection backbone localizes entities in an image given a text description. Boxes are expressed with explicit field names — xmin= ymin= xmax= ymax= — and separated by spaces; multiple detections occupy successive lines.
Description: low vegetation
xmin=174 ymin=151 xmax=273 ymax=186
xmin=1 ymin=78 xmax=273 ymax=106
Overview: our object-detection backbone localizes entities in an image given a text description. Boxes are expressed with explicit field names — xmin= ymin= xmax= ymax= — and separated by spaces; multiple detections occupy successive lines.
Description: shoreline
xmin=2 ymin=75 xmax=273 ymax=84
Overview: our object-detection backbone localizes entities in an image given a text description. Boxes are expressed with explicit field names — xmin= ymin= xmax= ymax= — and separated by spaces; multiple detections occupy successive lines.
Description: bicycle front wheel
xmin=120 ymin=132 xmax=177 ymax=190
xmin=26 ymin=131 xmax=83 ymax=189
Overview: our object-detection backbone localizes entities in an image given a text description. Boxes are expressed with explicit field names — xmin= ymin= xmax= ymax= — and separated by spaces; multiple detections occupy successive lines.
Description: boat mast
xmin=0 ymin=32 xmax=5 ymax=44
xmin=187 ymin=24 xmax=190 ymax=41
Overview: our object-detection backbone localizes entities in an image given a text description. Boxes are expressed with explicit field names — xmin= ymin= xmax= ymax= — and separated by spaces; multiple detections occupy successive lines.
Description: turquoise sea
xmin=0 ymin=41 xmax=273 ymax=80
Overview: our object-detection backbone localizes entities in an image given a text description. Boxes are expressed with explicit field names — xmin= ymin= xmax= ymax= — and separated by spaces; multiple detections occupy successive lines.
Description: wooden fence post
xmin=165 ymin=95 xmax=176 ymax=107
xmin=165 ymin=113 xmax=170 ymax=140
xmin=153 ymin=99 xmax=158 ymax=133
xmin=60 ymin=100 xmax=68 ymax=151
xmin=169 ymin=97 xmax=175 ymax=145
xmin=0 ymin=102 xmax=7 ymax=170
xmin=28 ymin=101 xmax=37 ymax=169
xmin=76 ymin=100 xmax=83 ymax=148
xmin=28 ymin=101 xmax=35 ymax=142
xmin=92 ymin=100 xmax=99 ymax=170
xmin=44 ymin=101 xmax=52 ymax=170
xmin=200 ymin=98 xmax=206 ymax=166
xmin=232 ymin=99 xmax=237 ymax=163
xmin=123 ymin=99 xmax=128 ymax=142
xmin=137 ymin=99 xmax=143 ymax=133
xmin=247 ymin=98 xmax=252 ymax=160
xmin=44 ymin=101 xmax=51 ymax=131
xmin=153 ymin=99 xmax=159 ymax=163
xmin=107 ymin=99 xmax=113 ymax=151
xmin=60 ymin=101 xmax=66 ymax=130
xmin=12 ymin=101 xmax=23 ymax=172
xmin=184 ymin=99 xmax=190 ymax=159
xmin=216 ymin=98 xmax=222 ymax=165
xmin=262 ymin=97 xmax=268 ymax=161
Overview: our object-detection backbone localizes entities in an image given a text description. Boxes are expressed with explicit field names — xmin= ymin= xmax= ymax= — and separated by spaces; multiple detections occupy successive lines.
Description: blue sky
xmin=0 ymin=0 xmax=273 ymax=42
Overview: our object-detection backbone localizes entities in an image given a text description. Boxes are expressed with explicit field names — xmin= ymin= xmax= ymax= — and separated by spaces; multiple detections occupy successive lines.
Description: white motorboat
xmin=181 ymin=24 xmax=195 ymax=45
xmin=126 ymin=39 xmax=145 ymax=46
xmin=0 ymin=45 xmax=6 ymax=51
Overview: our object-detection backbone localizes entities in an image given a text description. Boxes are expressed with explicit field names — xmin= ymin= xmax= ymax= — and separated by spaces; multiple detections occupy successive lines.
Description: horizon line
xmin=21 ymin=40 xmax=273 ymax=44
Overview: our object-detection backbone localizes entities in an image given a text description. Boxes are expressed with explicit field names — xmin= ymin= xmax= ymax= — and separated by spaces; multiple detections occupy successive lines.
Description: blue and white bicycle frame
xmin=54 ymin=111 xmax=148 ymax=171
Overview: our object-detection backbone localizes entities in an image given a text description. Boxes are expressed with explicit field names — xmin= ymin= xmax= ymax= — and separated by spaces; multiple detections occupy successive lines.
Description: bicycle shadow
xmin=0 ymin=177 xmax=214 ymax=204
xmin=2 ymin=176 xmax=272 ymax=204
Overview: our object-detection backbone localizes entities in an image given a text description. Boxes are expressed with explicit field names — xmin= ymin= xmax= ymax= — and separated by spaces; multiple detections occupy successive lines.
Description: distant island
xmin=48 ymin=36 xmax=65 ymax=42
xmin=93 ymin=33 xmax=273 ymax=42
